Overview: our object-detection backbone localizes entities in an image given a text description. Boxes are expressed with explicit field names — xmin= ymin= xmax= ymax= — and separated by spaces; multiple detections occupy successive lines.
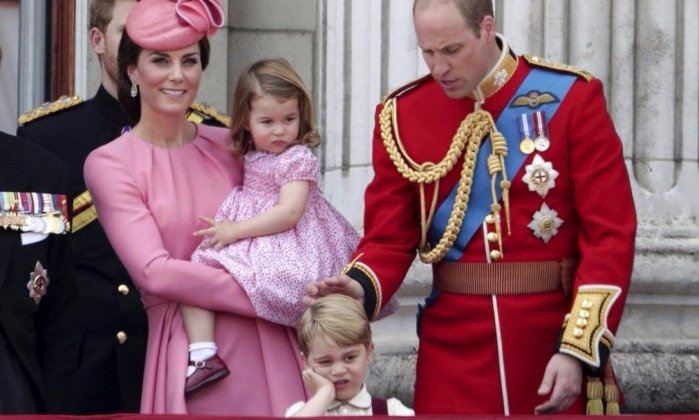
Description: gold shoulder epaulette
xmin=524 ymin=55 xmax=593 ymax=81
xmin=382 ymin=74 xmax=433 ymax=104
xmin=188 ymin=101 xmax=230 ymax=127
xmin=18 ymin=96 xmax=84 ymax=126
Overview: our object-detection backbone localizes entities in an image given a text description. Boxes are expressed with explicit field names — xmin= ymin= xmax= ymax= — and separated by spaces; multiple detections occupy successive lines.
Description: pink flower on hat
xmin=176 ymin=0 xmax=224 ymax=37
xmin=127 ymin=0 xmax=225 ymax=51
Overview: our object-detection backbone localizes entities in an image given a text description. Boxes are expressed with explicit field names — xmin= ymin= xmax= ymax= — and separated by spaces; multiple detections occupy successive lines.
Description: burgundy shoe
xmin=185 ymin=354 xmax=230 ymax=396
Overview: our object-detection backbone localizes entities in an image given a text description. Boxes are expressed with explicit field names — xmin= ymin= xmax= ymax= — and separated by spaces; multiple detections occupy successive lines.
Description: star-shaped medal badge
xmin=527 ymin=203 xmax=564 ymax=243
xmin=27 ymin=261 xmax=50 ymax=305
xmin=522 ymin=154 xmax=559 ymax=198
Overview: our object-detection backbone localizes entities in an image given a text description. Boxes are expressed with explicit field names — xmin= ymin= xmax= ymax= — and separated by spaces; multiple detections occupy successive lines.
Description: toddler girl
xmin=181 ymin=58 xmax=362 ymax=395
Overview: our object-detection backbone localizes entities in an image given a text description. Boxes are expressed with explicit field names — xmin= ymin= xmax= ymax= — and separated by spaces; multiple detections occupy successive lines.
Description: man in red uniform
xmin=305 ymin=0 xmax=636 ymax=415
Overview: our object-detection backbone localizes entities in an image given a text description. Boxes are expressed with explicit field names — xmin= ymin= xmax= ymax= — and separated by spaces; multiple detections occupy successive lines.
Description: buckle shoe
xmin=185 ymin=354 xmax=230 ymax=396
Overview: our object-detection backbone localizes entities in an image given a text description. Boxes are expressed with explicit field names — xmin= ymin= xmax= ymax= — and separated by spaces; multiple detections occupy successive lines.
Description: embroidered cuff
xmin=557 ymin=285 xmax=621 ymax=369
xmin=344 ymin=261 xmax=381 ymax=321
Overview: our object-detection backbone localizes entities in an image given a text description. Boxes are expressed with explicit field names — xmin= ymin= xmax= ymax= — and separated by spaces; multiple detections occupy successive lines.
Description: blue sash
xmin=428 ymin=68 xmax=576 ymax=261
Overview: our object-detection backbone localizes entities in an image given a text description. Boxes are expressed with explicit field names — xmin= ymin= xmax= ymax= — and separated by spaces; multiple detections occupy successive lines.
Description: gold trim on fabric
xmin=72 ymin=190 xmax=97 ymax=233
xmin=18 ymin=96 xmax=84 ymax=126
xmin=189 ymin=101 xmax=230 ymax=127
xmin=559 ymin=285 xmax=621 ymax=367
xmin=347 ymin=261 xmax=382 ymax=321
xmin=523 ymin=55 xmax=593 ymax=81
xmin=72 ymin=205 xmax=97 ymax=233
xmin=474 ymin=35 xmax=519 ymax=100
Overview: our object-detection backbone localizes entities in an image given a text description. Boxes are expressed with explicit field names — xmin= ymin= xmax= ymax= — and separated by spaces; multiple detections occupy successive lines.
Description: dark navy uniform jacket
xmin=0 ymin=131 xmax=77 ymax=414
xmin=18 ymin=86 xmax=146 ymax=414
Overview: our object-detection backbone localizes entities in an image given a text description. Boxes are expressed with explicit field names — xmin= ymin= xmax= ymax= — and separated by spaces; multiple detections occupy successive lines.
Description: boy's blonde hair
xmin=229 ymin=57 xmax=320 ymax=158
xmin=297 ymin=294 xmax=372 ymax=356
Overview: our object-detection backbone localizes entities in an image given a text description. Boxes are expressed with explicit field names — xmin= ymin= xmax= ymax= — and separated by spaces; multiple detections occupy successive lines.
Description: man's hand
xmin=534 ymin=353 xmax=583 ymax=414
xmin=303 ymin=274 xmax=364 ymax=306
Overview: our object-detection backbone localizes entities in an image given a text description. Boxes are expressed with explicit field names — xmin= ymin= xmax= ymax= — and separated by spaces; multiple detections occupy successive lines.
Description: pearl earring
xmin=130 ymin=80 xmax=138 ymax=98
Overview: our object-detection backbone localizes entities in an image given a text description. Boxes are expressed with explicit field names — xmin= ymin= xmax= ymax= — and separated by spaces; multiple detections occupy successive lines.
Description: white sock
xmin=187 ymin=342 xmax=217 ymax=377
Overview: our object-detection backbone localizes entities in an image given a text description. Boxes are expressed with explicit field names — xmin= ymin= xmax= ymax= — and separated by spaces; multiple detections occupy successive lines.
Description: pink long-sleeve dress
xmin=84 ymin=124 xmax=306 ymax=415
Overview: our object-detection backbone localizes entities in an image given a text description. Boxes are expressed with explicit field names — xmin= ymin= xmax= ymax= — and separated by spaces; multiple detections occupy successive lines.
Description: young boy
xmin=286 ymin=294 xmax=414 ymax=417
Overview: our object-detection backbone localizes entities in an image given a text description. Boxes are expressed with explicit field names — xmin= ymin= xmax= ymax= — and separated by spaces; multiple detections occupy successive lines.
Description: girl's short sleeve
xmin=274 ymin=145 xmax=319 ymax=186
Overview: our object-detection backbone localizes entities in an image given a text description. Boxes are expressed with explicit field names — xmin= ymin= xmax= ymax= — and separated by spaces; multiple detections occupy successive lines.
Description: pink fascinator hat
xmin=126 ymin=0 xmax=224 ymax=51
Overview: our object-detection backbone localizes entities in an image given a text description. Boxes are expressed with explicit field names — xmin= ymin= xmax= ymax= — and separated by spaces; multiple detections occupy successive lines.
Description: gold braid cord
xmin=379 ymin=98 xmax=510 ymax=264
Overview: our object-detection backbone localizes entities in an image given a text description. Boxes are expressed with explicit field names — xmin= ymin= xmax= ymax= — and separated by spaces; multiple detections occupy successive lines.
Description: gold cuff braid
xmin=559 ymin=285 xmax=621 ymax=367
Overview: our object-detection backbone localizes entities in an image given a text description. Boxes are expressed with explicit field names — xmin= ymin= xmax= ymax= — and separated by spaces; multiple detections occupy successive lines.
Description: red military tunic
xmin=345 ymin=36 xmax=636 ymax=415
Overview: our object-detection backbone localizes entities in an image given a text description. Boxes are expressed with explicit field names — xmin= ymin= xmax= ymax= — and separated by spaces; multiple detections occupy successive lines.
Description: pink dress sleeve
xmin=84 ymin=142 xmax=255 ymax=317
xmin=273 ymin=145 xmax=319 ymax=186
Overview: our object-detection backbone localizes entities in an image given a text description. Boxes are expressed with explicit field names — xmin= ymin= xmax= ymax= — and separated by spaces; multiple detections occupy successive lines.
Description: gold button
xmin=116 ymin=331 xmax=127 ymax=344
xmin=485 ymin=214 xmax=496 ymax=224
xmin=579 ymin=309 xmax=590 ymax=319
xmin=490 ymin=250 xmax=502 ymax=261
xmin=118 ymin=284 xmax=130 ymax=296
xmin=576 ymin=318 xmax=588 ymax=327
xmin=573 ymin=328 xmax=584 ymax=338
xmin=487 ymin=232 xmax=499 ymax=243
xmin=581 ymin=300 xmax=593 ymax=309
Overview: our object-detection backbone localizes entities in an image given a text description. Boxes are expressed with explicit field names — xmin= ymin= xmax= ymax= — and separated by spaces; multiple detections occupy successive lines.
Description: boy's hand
xmin=193 ymin=216 xmax=238 ymax=250
xmin=302 ymin=368 xmax=335 ymax=400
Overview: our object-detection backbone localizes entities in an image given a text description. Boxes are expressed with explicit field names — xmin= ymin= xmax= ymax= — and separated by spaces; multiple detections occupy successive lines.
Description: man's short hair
xmin=89 ymin=0 xmax=117 ymax=33
xmin=414 ymin=0 xmax=494 ymax=37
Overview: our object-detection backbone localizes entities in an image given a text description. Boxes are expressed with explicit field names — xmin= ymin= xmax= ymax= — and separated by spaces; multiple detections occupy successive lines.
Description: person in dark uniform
xmin=17 ymin=0 xmax=230 ymax=414
xmin=0 ymin=44 xmax=77 ymax=414
xmin=17 ymin=0 xmax=143 ymax=413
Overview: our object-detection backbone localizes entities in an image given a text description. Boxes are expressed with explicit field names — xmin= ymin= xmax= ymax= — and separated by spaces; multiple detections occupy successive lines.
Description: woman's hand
xmin=193 ymin=215 xmax=239 ymax=250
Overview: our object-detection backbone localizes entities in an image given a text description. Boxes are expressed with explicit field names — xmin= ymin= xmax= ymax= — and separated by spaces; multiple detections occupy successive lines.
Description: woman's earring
xmin=130 ymin=80 xmax=138 ymax=98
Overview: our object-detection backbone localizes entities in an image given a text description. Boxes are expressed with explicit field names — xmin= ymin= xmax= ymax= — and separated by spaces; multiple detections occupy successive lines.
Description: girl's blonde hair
xmin=229 ymin=57 xmax=320 ymax=157
xmin=297 ymin=294 xmax=372 ymax=357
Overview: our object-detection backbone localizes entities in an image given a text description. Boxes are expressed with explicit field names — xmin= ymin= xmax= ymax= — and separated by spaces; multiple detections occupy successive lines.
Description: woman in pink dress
xmin=83 ymin=0 xmax=306 ymax=415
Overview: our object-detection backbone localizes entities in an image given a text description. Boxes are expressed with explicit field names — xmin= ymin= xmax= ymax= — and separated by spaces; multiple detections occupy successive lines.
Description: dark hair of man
xmin=89 ymin=0 xmax=116 ymax=33
xmin=413 ymin=0 xmax=494 ymax=38
xmin=116 ymin=30 xmax=211 ymax=124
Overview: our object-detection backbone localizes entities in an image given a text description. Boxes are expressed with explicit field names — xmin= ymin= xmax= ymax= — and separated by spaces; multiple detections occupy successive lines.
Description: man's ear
xmin=89 ymin=27 xmax=106 ymax=55
xmin=480 ymin=15 xmax=497 ymax=42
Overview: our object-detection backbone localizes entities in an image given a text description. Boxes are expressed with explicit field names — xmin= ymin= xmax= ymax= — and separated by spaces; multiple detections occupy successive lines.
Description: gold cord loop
xmin=380 ymin=98 xmax=510 ymax=263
